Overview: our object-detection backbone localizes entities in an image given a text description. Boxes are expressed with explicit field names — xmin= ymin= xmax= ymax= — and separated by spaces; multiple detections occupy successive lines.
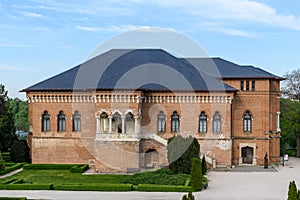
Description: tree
xmin=202 ymin=156 xmax=208 ymax=175
xmin=280 ymin=98 xmax=300 ymax=157
xmin=0 ymin=152 xmax=5 ymax=170
xmin=167 ymin=135 xmax=200 ymax=174
xmin=9 ymin=98 xmax=28 ymax=132
xmin=0 ymin=84 xmax=17 ymax=152
xmin=190 ymin=157 xmax=202 ymax=191
xmin=182 ymin=192 xmax=195 ymax=200
xmin=288 ymin=181 xmax=298 ymax=200
xmin=282 ymin=69 xmax=300 ymax=101
xmin=10 ymin=139 xmax=31 ymax=163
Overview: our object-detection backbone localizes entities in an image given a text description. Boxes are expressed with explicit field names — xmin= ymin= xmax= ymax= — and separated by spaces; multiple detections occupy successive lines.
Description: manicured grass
xmin=0 ymin=169 xmax=129 ymax=185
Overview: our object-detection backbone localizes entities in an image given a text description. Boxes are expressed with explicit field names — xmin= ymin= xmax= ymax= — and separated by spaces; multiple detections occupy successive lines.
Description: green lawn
xmin=0 ymin=169 xmax=129 ymax=185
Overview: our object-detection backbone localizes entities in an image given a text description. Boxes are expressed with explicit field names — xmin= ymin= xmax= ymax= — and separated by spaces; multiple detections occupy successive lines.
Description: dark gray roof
xmin=22 ymin=49 xmax=282 ymax=93
xmin=186 ymin=57 xmax=283 ymax=80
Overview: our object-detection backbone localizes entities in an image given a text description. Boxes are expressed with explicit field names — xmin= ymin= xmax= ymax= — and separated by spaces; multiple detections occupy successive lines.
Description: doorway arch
xmin=144 ymin=149 xmax=159 ymax=168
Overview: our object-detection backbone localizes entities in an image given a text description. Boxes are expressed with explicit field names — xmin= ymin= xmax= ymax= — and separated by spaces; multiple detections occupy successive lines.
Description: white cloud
xmin=75 ymin=26 xmax=101 ymax=32
xmin=75 ymin=25 xmax=165 ymax=33
xmin=0 ymin=65 xmax=28 ymax=72
xmin=0 ymin=43 xmax=37 ymax=47
xmin=35 ymin=26 xmax=51 ymax=31
xmin=18 ymin=10 xmax=42 ymax=18
xmin=147 ymin=0 xmax=300 ymax=31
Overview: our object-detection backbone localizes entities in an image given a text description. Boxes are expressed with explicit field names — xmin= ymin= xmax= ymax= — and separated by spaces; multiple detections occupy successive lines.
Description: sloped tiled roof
xmin=22 ymin=49 xmax=282 ymax=93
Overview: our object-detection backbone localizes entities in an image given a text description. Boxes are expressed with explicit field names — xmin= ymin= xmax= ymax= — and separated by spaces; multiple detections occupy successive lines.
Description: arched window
xmin=157 ymin=111 xmax=166 ymax=132
xmin=72 ymin=111 xmax=81 ymax=132
xmin=125 ymin=112 xmax=134 ymax=133
xmin=243 ymin=111 xmax=252 ymax=132
xmin=100 ymin=112 xmax=109 ymax=133
xmin=112 ymin=112 xmax=122 ymax=133
xmin=57 ymin=111 xmax=66 ymax=132
xmin=213 ymin=111 xmax=221 ymax=133
xmin=42 ymin=111 xmax=50 ymax=132
xmin=199 ymin=111 xmax=207 ymax=133
xmin=171 ymin=111 xmax=179 ymax=132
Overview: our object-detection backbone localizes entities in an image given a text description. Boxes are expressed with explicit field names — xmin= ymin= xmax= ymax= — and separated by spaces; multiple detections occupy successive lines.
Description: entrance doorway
xmin=241 ymin=146 xmax=254 ymax=164
xmin=144 ymin=149 xmax=159 ymax=168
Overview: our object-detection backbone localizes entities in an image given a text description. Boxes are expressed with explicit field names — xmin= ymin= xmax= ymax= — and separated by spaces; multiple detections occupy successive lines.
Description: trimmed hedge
xmin=0 ymin=163 xmax=23 ymax=175
xmin=0 ymin=183 xmax=53 ymax=190
xmin=55 ymin=183 xmax=133 ymax=191
xmin=136 ymin=184 xmax=193 ymax=192
xmin=0 ymin=198 xmax=27 ymax=200
xmin=70 ymin=164 xmax=89 ymax=173
xmin=23 ymin=164 xmax=76 ymax=170
xmin=1 ymin=152 xmax=11 ymax=162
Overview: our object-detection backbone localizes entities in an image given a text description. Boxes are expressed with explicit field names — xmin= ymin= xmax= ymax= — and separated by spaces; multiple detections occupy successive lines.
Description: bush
xmin=136 ymin=184 xmax=192 ymax=192
xmin=167 ymin=136 xmax=200 ymax=174
xmin=190 ymin=158 xmax=202 ymax=191
xmin=70 ymin=164 xmax=89 ymax=173
xmin=202 ymin=156 xmax=207 ymax=175
xmin=1 ymin=152 xmax=11 ymax=162
xmin=0 ymin=163 xmax=23 ymax=175
xmin=0 ymin=198 xmax=27 ymax=200
xmin=0 ymin=151 xmax=5 ymax=170
xmin=123 ymin=168 xmax=189 ymax=185
xmin=55 ymin=183 xmax=132 ymax=191
xmin=10 ymin=140 xmax=31 ymax=163
xmin=182 ymin=191 xmax=195 ymax=200
xmin=0 ymin=183 xmax=53 ymax=190
xmin=288 ymin=181 xmax=298 ymax=200
xmin=23 ymin=164 xmax=76 ymax=170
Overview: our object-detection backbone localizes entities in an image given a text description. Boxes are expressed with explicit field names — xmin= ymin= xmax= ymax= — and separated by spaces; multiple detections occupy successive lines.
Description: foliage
xmin=288 ymin=181 xmax=298 ymax=200
xmin=8 ymin=98 xmax=28 ymax=132
xmin=167 ymin=135 xmax=200 ymax=174
xmin=24 ymin=164 xmax=79 ymax=170
xmin=1 ymin=152 xmax=11 ymax=162
xmin=280 ymin=98 xmax=300 ymax=157
xmin=202 ymin=156 xmax=207 ymax=175
xmin=70 ymin=164 xmax=89 ymax=173
xmin=0 ymin=183 xmax=53 ymax=190
xmin=0 ymin=151 xmax=5 ymax=170
xmin=0 ymin=84 xmax=17 ymax=152
xmin=136 ymin=184 xmax=192 ymax=192
xmin=0 ymin=163 xmax=23 ymax=175
xmin=10 ymin=139 xmax=31 ymax=163
xmin=55 ymin=183 xmax=133 ymax=191
xmin=123 ymin=168 xmax=190 ymax=185
xmin=190 ymin=158 xmax=202 ymax=191
xmin=0 ymin=197 xmax=27 ymax=200
xmin=282 ymin=69 xmax=300 ymax=101
xmin=182 ymin=191 xmax=195 ymax=200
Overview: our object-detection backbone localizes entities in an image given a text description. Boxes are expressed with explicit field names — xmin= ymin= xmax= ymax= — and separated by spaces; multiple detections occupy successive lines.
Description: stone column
xmin=134 ymin=117 xmax=141 ymax=135
xmin=276 ymin=112 xmax=281 ymax=132
xmin=96 ymin=116 xmax=100 ymax=133
xmin=108 ymin=116 xmax=112 ymax=134
xmin=122 ymin=116 xmax=126 ymax=134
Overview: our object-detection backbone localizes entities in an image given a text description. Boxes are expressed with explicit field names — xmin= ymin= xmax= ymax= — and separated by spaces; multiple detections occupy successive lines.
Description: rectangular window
xmin=246 ymin=80 xmax=250 ymax=91
xmin=240 ymin=81 xmax=244 ymax=91
xmin=252 ymin=80 xmax=255 ymax=91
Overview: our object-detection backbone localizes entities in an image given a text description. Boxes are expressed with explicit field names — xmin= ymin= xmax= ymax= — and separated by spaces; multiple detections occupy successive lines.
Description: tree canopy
xmin=9 ymin=98 xmax=28 ymax=132
xmin=282 ymin=69 xmax=300 ymax=100
xmin=167 ymin=135 xmax=200 ymax=174
xmin=0 ymin=84 xmax=17 ymax=152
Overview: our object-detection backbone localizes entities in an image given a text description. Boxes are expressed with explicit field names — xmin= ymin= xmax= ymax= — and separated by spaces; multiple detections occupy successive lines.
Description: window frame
xmin=157 ymin=111 xmax=166 ymax=132
xmin=243 ymin=111 xmax=252 ymax=132
xmin=213 ymin=111 xmax=221 ymax=133
xmin=198 ymin=111 xmax=207 ymax=133
xmin=57 ymin=111 xmax=66 ymax=132
xmin=72 ymin=111 xmax=81 ymax=132
xmin=42 ymin=111 xmax=50 ymax=132
xmin=171 ymin=111 xmax=179 ymax=132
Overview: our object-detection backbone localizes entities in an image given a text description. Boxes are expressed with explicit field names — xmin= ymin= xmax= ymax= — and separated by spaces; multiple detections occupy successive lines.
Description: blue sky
xmin=1 ymin=0 xmax=300 ymax=99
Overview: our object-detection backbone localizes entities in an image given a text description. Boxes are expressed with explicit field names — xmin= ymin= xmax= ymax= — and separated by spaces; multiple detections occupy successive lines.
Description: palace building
xmin=22 ymin=49 xmax=283 ymax=172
